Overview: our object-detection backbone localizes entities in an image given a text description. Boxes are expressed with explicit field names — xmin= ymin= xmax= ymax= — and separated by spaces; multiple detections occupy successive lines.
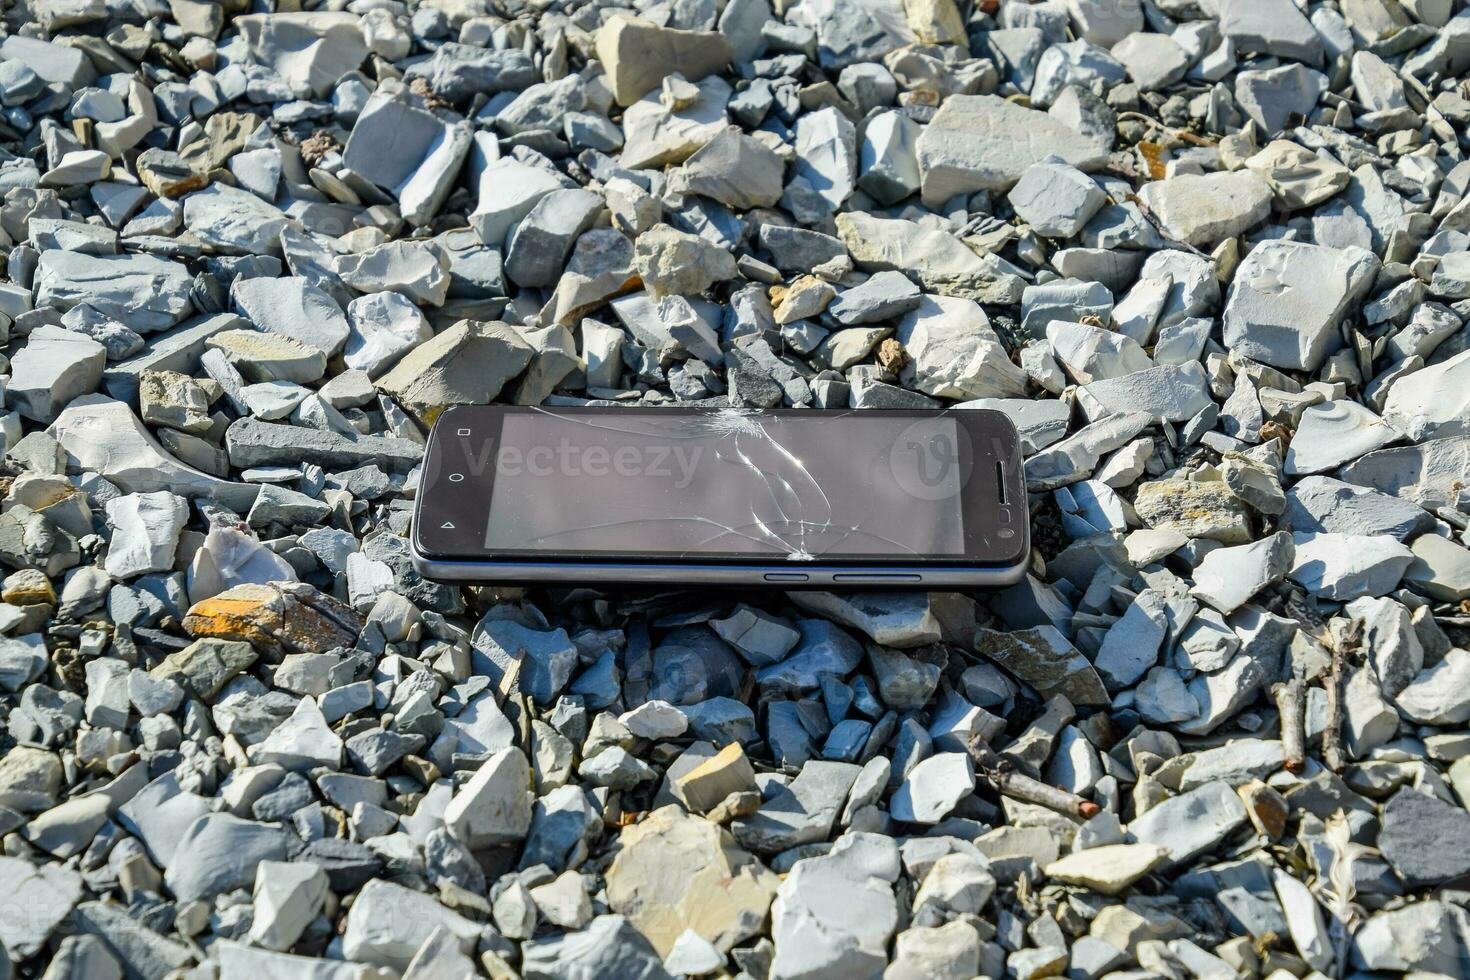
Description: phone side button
xmin=764 ymin=572 xmax=810 ymax=582
xmin=832 ymin=573 xmax=923 ymax=583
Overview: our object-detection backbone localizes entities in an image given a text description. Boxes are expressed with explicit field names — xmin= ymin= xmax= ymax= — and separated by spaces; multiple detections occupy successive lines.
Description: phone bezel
xmin=411 ymin=404 xmax=1029 ymax=571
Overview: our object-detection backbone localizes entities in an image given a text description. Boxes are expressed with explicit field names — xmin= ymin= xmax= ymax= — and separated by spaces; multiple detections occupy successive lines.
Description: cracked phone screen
xmin=482 ymin=409 xmax=969 ymax=560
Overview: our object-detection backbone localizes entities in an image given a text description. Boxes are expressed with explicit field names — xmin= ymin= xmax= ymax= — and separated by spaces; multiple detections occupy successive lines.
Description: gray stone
xmin=1378 ymin=788 xmax=1470 ymax=888
xmin=8 ymin=325 xmax=106 ymax=424
xmin=374 ymin=319 xmax=534 ymax=424
xmin=1008 ymin=159 xmax=1106 ymax=238
xmin=162 ymin=813 xmax=290 ymax=903
xmin=1218 ymin=0 xmax=1324 ymax=64
xmin=183 ymin=184 xmax=292 ymax=255
xmin=915 ymin=95 xmax=1109 ymax=203
xmin=472 ymin=619 xmax=579 ymax=705
xmin=788 ymin=591 xmax=941 ymax=647
xmin=770 ymin=833 xmax=900 ymax=980
xmin=0 ymin=856 xmax=82 ymax=959
xmin=1128 ymin=781 xmax=1248 ymax=869
xmin=1137 ymin=170 xmax=1273 ymax=247
xmin=225 ymin=418 xmax=422 ymax=473
xmin=34 ymin=251 xmax=193 ymax=333
xmin=232 ymin=276 xmax=350 ymax=357
xmin=1283 ymin=401 xmax=1399 ymax=475
xmin=522 ymin=913 xmax=674 ymax=980
xmin=1094 ymin=589 xmax=1169 ymax=691
xmin=733 ymin=760 xmax=860 ymax=853
xmin=1282 ymin=475 xmax=1430 ymax=540
xmin=1288 ymin=531 xmax=1413 ymax=599
xmin=890 ymin=752 xmax=975 ymax=823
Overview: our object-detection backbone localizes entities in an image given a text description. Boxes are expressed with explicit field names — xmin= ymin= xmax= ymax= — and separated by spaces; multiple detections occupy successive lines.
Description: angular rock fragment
xmin=915 ymin=95 xmax=1109 ymax=203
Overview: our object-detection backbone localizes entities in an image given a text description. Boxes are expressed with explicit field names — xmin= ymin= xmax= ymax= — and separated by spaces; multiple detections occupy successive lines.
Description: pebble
xmin=1044 ymin=844 xmax=1169 ymax=895
xmin=770 ymin=833 xmax=900 ymax=979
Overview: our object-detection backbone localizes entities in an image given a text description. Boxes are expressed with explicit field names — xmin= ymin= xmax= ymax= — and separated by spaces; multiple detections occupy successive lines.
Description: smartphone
xmin=410 ymin=405 xmax=1029 ymax=587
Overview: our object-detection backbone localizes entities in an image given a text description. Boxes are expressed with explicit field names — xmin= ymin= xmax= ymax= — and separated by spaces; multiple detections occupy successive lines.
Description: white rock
xmin=443 ymin=746 xmax=533 ymax=848
xmin=620 ymin=75 xmax=732 ymax=171
xmin=1393 ymin=648 xmax=1470 ymax=726
xmin=103 ymin=491 xmax=187 ymax=579
xmin=665 ymin=928 xmax=725 ymax=976
xmin=8 ymin=325 xmax=107 ymax=424
xmin=1283 ymin=400 xmax=1400 ymax=475
xmin=1273 ymin=868 xmax=1333 ymax=972
xmin=188 ymin=526 xmax=298 ymax=605
xmin=619 ymin=700 xmax=690 ymax=739
xmin=770 ymin=833 xmax=900 ymax=980
xmin=889 ymin=751 xmax=975 ymax=823
xmin=1382 ymin=348 xmax=1470 ymax=441
xmin=251 ymin=698 xmax=343 ymax=771
xmin=911 ymin=851 xmax=996 ymax=920
xmin=896 ymin=295 xmax=1028 ymax=399
xmin=48 ymin=396 xmax=259 ymax=512
xmin=234 ymin=11 xmax=369 ymax=98
xmin=1044 ymin=844 xmax=1169 ymax=894
xmin=1288 ymin=531 xmax=1414 ymax=599
xmin=1046 ymin=320 xmax=1152 ymax=383
xmin=341 ymin=878 xmax=481 ymax=972
xmin=915 ymin=95 xmax=1109 ymax=204
xmin=249 ymin=860 xmax=329 ymax=952
xmin=343 ymin=291 xmax=433 ymax=377
xmin=1137 ymin=170 xmax=1272 ymax=247
xmin=793 ymin=106 xmax=856 ymax=210
xmin=1221 ymin=240 xmax=1380 ymax=371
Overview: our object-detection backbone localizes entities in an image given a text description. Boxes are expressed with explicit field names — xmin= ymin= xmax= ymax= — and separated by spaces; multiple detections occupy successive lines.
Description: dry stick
xmin=1322 ymin=621 xmax=1362 ymax=774
xmin=1275 ymin=679 xmax=1307 ymax=774
xmin=967 ymin=736 xmax=1101 ymax=820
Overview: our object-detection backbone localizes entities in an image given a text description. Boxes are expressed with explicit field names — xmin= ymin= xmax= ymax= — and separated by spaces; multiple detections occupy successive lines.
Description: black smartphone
xmin=410 ymin=405 xmax=1029 ymax=587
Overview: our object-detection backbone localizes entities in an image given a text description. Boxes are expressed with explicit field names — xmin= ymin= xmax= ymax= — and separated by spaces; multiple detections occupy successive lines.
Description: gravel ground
xmin=2 ymin=0 xmax=1470 ymax=978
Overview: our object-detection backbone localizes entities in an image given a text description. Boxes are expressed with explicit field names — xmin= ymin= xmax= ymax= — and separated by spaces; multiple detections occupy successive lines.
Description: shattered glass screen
xmin=482 ymin=411 xmax=968 ymax=559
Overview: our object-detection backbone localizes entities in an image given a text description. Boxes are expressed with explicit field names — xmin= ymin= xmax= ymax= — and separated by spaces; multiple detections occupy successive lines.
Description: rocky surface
xmin=0 ymin=0 xmax=1468 ymax=978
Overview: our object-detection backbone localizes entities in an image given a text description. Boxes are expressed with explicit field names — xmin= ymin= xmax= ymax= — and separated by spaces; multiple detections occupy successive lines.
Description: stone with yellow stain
xmin=182 ymin=582 xmax=361 ymax=658
xmin=773 ymin=276 xmax=836 ymax=325
xmin=2 ymin=569 xmax=55 ymax=606
xmin=606 ymin=804 xmax=778 ymax=957
xmin=902 ymin=0 xmax=968 ymax=46
xmin=674 ymin=742 xmax=757 ymax=814
xmin=1133 ymin=479 xmax=1254 ymax=544
xmin=373 ymin=319 xmax=534 ymax=427
xmin=596 ymin=15 xmax=733 ymax=107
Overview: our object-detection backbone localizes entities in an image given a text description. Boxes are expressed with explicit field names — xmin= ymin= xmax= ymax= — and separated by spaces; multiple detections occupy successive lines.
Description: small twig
xmin=1115 ymin=111 xmax=1221 ymax=147
xmin=1274 ymin=679 xmax=1306 ymax=774
xmin=967 ymin=736 xmax=1100 ymax=820
xmin=1322 ymin=621 xmax=1362 ymax=773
